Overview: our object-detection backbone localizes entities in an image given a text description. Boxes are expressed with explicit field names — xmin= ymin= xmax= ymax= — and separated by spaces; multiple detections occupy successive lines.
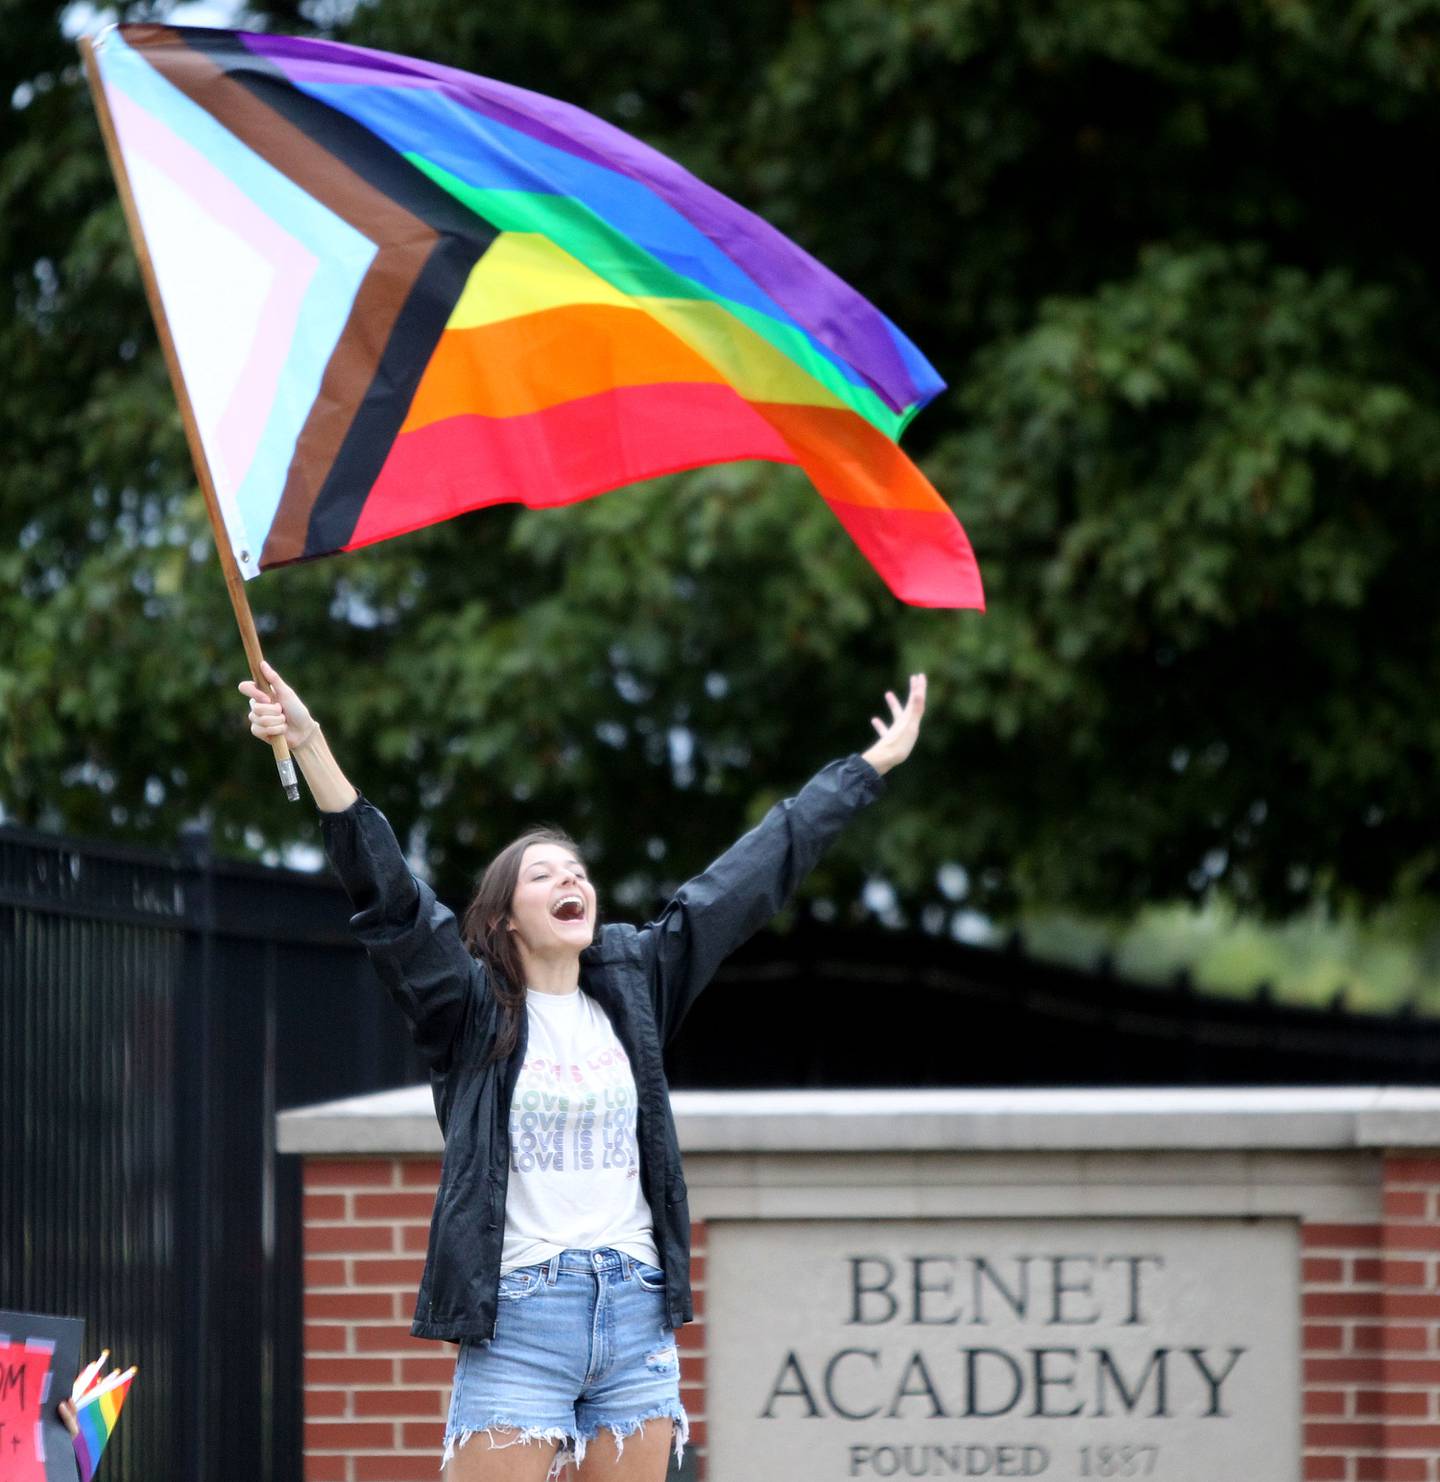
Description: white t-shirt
xmin=500 ymin=987 xmax=660 ymax=1273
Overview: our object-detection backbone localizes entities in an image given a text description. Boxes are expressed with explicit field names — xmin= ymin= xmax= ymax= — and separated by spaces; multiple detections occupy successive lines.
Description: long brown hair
xmin=460 ymin=827 xmax=592 ymax=1062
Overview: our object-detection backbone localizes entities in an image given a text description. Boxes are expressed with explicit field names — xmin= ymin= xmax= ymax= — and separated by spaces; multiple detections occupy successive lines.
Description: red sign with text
xmin=0 ymin=1338 xmax=57 ymax=1482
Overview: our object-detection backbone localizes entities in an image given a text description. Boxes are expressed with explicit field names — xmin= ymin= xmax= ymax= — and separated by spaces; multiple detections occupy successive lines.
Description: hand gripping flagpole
xmin=79 ymin=32 xmax=301 ymax=801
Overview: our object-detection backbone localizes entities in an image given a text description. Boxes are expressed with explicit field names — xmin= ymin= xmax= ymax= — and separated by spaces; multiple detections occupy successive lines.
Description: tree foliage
xmin=3 ymin=0 xmax=1440 ymax=922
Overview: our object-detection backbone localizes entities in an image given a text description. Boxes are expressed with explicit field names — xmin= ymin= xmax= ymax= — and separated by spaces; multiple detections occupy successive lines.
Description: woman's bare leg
xmin=574 ymin=1419 xmax=674 ymax=1482
xmin=444 ymin=1428 xmax=563 ymax=1482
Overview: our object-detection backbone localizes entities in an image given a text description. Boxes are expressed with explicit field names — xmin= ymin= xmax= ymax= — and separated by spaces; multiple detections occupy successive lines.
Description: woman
xmin=241 ymin=663 xmax=926 ymax=1481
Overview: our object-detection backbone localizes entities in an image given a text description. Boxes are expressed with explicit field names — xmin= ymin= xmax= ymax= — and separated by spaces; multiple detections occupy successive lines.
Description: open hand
xmin=237 ymin=661 xmax=317 ymax=750
xmin=861 ymin=673 xmax=926 ymax=776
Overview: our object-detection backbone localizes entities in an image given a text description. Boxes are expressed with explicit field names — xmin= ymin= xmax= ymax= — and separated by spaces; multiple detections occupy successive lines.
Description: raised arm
xmin=640 ymin=674 xmax=926 ymax=1043
xmin=240 ymin=660 xmax=357 ymax=813
xmin=860 ymin=672 xmax=927 ymax=780
xmin=239 ymin=663 xmax=487 ymax=1070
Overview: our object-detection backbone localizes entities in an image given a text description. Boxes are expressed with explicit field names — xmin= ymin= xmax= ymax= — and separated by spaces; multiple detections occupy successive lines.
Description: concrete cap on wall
xmin=276 ymin=1085 xmax=1440 ymax=1157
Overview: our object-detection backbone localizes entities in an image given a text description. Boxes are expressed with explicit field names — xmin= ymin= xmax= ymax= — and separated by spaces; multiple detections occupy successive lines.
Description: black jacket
xmin=321 ymin=753 xmax=885 ymax=1343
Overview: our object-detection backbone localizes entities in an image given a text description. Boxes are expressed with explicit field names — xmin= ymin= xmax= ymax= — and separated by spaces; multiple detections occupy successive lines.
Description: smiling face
xmin=505 ymin=841 xmax=598 ymax=962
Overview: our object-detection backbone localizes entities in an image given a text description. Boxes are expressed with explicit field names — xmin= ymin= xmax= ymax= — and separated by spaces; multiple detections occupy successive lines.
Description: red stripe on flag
xmin=345 ymin=383 xmax=797 ymax=551
xmin=756 ymin=401 xmax=984 ymax=608
xmin=345 ymin=382 xmax=984 ymax=609
xmin=822 ymin=499 xmax=984 ymax=609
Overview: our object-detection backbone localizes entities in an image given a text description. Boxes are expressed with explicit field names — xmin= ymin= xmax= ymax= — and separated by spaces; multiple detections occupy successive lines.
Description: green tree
xmin=4 ymin=0 xmax=1440 ymax=922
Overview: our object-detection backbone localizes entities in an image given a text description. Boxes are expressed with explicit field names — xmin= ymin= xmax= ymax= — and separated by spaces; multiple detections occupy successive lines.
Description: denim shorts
xmin=443 ymin=1248 xmax=687 ymax=1475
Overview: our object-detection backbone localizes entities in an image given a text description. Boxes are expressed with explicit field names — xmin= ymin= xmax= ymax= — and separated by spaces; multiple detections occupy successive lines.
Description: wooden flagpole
xmin=79 ymin=32 xmax=300 ymax=801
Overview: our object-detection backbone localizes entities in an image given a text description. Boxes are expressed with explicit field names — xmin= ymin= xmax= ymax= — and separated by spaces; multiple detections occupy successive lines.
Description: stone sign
xmin=706 ymin=1218 xmax=1299 ymax=1481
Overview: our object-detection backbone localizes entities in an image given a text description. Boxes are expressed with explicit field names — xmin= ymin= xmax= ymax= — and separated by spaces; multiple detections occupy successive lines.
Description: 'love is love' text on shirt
xmin=501 ymin=987 xmax=659 ymax=1273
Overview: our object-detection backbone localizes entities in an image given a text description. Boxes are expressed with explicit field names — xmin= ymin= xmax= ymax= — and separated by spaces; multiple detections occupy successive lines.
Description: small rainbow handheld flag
xmin=85 ymin=25 xmax=982 ymax=609
xmin=70 ymin=1358 xmax=136 ymax=1482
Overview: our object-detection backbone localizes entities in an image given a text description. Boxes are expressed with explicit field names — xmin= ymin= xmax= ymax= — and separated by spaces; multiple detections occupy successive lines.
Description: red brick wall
xmin=1302 ymin=1155 xmax=1440 ymax=1481
xmin=303 ymin=1152 xmax=1440 ymax=1482
xmin=679 ymin=1219 xmax=708 ymax=1465
xmin=301 ymin=1158 xmax=708 ymax=1481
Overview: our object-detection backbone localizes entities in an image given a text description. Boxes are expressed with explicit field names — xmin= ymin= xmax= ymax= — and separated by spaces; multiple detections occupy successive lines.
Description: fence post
xmin=178 ymin=819 xmax=219 ymax=1482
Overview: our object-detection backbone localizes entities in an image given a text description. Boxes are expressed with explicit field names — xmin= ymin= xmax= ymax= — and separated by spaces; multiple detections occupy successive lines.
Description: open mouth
xmin=551 ymin=894 xmax=586 ymax=923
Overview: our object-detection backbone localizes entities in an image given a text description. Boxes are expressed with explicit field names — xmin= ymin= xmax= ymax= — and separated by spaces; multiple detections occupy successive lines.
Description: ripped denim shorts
xmin=443 ymin=1248 xmax=687 ymax=1476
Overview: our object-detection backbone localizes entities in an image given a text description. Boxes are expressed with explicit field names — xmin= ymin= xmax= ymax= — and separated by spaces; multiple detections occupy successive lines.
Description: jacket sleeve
xmin=320 ymin=795 xmax=490 ymax=1071
xmin=637 ymin=754 xmax=885 ymax=1044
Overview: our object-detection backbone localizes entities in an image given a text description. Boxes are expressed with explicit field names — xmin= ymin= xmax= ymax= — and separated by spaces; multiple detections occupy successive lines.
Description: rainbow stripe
xmin=92 ymin=25 xmax=982 ymax=608
xmin=72 ymin=1370 xmax=133 ymax=1482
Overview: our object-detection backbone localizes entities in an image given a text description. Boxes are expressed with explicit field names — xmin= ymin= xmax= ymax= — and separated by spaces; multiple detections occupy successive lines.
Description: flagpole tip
xmin=276 ymin=754 xmax=300 ymax=802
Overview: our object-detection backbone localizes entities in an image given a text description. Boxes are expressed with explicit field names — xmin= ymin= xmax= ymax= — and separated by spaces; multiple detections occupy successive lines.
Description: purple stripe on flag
xmin=73 ymin=1432 xmax=97 ymax=1482
xmin=236 ymin=30 xmax=941 ymax=414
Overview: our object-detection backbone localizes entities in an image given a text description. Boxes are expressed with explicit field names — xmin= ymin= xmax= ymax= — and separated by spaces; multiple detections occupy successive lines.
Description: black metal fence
xmin=0 ymin=821 xmax=423 ymax=1482
xmin=672 ymin=924 xmax=1440 ymax=1088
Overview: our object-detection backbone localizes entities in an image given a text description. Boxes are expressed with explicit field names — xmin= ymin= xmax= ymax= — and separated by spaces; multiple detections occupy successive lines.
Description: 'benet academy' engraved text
xmin=759 ymin=1252 xmax=1246 ymax=1422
